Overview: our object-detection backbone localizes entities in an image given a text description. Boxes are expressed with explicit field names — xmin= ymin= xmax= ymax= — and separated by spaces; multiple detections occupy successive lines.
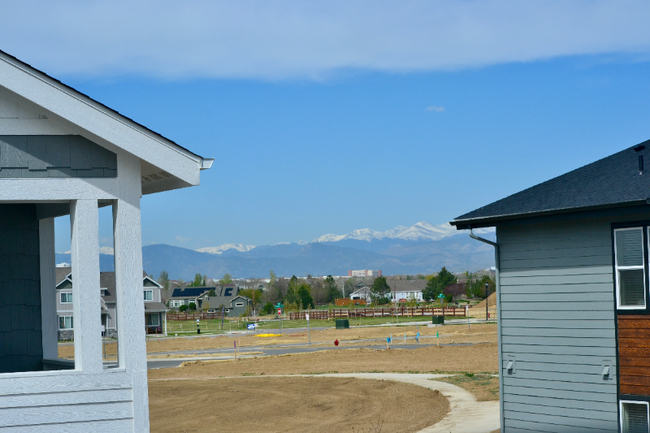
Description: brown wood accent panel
xmin=618 ymin=315 xmax=650 ymax=395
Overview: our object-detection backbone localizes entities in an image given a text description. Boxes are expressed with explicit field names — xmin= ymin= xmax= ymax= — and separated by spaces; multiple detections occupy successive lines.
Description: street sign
xmin=305 ymin=313 xmax=310 ymax=321
xmin=437 ymin=293 xmax=445 ymax=299
xmin=277 ymin=308 xmax=282 ymax=315
xmin=247 ymin=323 xmax=256 ymax=330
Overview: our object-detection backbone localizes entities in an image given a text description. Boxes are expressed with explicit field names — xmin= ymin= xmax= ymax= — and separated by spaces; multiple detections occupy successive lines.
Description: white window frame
xmin=60 ymin=292 xmax=73 ymax=304
xmin=144 ymin=290 xmax=153 ymax=301
xmin=614 ymin=227 xmax=647 ymax=310
xmin=59 ymin=315 xmax=73 ymax=329
xmin=620 ymin=400 xmax=650 ymax=433
xmin=235 ymin=302 xmax=244 ymax=307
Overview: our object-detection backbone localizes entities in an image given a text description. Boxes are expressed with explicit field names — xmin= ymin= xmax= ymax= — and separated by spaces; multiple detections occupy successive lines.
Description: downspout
xmin=469 ymin=227 xmax=503 ymax=433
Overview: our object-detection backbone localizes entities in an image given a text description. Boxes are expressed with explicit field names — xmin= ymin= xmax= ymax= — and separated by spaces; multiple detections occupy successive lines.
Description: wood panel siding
xmin=0 ymin=371 xmax=133 ymax=431
xmin=498 ymin=218 xmax=619 ymax=432
xmin=0 ymin=136 xmax=117 ymax=178
xmin=618 ymin=315 xmax=650 ymax=396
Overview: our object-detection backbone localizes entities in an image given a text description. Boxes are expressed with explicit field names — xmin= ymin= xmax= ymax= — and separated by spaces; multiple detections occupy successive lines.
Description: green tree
xmin=422 ymin=267 xmax=457 ymax=302
xmin=179 ymin=305 xmax=188 ymax=312
xmin=158 ymin=270 xmax=170 ymax=290
xmin=285 ymin=276 xmax=300 ymax=305
xmin=188 ymin=302 xmax=197 ymax=311
xmin=370 ymin=276 xmax=391 ymax=305
xmin=466 ymin=274 xmax=496 ymax=298
xmin=220 ymin=273 xmax=233 ymax=284
xmin=207 ymin=288 xmax=216 ymax=296
xmin=324 ymin=275 xmax=339 ymax=302
xmin=239 ymin=288 xmax=263 ymax=316
xmin=296 ymin=283 xmax=315 ymax=309
xmin=189 ymin=273 xmax=203 ymax=287
xmin=262 ymin=302 xmax=274 ymax=315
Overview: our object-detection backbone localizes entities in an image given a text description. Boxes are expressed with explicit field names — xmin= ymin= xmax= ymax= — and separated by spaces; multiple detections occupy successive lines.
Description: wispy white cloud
xmin=2 ymin=1 xmax=650 ymax=80
xmin=175 ymin=235 xmax=190 ymax=242
xmin=99 ymin=246 xmax=114 ymax=255
xmin=426 ymin=106 xmax=445 ymax=112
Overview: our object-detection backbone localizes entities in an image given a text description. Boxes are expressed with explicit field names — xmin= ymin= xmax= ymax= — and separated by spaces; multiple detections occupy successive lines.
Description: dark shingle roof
xmin=170 ymin=287 xmax=214 ymax=299
xmin=451 ymin=140 xmax=650 ymax=228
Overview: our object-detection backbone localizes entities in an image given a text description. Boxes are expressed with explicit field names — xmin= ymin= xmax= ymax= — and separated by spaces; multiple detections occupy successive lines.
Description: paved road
xmin=146 ymin=339 xmax=474 ymax=369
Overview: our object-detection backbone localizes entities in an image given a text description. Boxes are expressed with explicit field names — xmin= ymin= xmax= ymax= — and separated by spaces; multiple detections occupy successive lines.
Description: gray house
xmin=56 ymin=268 xmax=169 ymax=340
xmin=451 ymin=140 xmax=650 ymax=432
xmin=202 ymin=294 xmax=252 ymax=317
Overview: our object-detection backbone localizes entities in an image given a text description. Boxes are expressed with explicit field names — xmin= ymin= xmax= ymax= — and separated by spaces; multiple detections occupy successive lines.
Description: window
xmin=144 ymin=290 xmax=153 ymax=301
xmin=59 ymin=316 xmax=73 ymax=329
xmin=60 ymin=292 xmax=73 ymax=303
xmin=146 ymin=314 xmax=159 ymax=326
xmin=615 ymin=228 xmax=647 ymax=309
xmin=620 ymin=401 xmax=649 ymax=433
xmin=235 ymin=302 xmax=244 ymax=307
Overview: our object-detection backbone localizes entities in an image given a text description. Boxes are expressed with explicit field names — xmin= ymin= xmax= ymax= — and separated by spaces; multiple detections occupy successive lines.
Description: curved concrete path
xmin=315 ymin=373 xmax=499 ymax=433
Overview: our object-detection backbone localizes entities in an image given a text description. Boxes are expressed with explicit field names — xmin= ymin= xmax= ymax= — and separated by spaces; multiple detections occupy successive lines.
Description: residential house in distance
xmin=168 ymin=284 xmax=238 ymax=309
xmin=349 ymin=286 xmax=371 ymax=303
xmin=0 ymin=49 xmax=211 ymax=431
xmin=451 ymin=139 xmax=650 ymax=432
xmin=200 ymin=293 xmax=252 ymax=317
xmin=388 ymin=279 xmax=426 ymax=303
xmin=55 ymin=268 xmax=169 ymax=339
xmin=348 ymin=269 xmax=382 ymax=277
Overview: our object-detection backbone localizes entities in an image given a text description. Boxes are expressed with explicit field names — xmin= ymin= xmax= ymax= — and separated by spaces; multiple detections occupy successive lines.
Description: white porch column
xmin=70 ymin=199 xmax=102 ymax=373
xmin=113 ymin=151 xmax=150 ymax=432
xmin=39 ymin=217 xmax=58 ymax=360
xmin=164 ymin=312 xmax=167 ymax=336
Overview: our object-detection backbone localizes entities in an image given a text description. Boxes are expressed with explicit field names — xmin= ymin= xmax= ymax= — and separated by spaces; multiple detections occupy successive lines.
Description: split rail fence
xmin=288 ymin=306 xmax=468 ymax=320
xmin=166 ymin=312 xmax=224 ymax=321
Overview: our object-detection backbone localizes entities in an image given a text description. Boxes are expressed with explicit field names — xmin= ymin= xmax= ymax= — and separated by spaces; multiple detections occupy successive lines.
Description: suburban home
xmin=349 ymin=286 xmax=371 ymax=303
xmin=202 ymin=294 xmax=252 ymax=317
xmin=55 ymin=267 xmax=169 ymax=340
xmin=388 ymin=279 xmax=426 ymax=303
xmin=168 ymin=284 xmax=238 ymax=309
xmin=451 ymin=140 xmax=650 ymax=432
xmin=0 ymin=49 xmax=211 ymax=431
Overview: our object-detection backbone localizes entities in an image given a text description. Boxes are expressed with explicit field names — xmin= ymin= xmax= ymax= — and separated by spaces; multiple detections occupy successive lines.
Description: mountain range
xmin=56 ymin=222 xmax=495 ymax=280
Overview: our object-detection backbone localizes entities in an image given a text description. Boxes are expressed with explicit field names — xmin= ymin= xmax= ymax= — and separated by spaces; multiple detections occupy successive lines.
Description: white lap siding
xmin=0 ymin=371 xmax=133 ymax=431
xmin=498 ymin=219 xmax=618 ymax=433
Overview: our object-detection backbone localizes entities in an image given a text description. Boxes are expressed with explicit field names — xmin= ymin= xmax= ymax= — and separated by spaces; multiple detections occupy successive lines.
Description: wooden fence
xmin=288 ymin=306 xmax=468 ymax=320
xmin=166 ymin=312 xmax=224 ymax=321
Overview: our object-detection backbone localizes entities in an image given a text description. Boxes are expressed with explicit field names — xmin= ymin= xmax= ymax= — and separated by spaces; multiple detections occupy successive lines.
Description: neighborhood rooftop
xmin=452 ymin=139 xmax=650 ymax=229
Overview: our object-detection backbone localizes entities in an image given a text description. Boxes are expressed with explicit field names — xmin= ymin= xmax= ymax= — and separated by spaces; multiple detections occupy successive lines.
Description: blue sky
xmin=3 ymin=1 xmax=650 ymax=251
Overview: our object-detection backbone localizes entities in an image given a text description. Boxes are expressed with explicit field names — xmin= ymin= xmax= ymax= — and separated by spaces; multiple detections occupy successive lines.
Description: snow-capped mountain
xmin=313 ymin=221 xmax=483 ymax=243
xmin=196 ymin=243 xmax=256 ymax=255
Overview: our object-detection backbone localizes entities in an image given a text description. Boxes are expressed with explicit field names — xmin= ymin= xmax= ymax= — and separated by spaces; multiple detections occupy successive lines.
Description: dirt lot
xmin=149 ymin=377 xmax=449 ymax=433
xmin=59 ymin=322 xmax=497 ymax=359
xmin=148 ymin=343 xmax=498 ymax=379
xmin=60 ymin=323 xmax=499 ymax=431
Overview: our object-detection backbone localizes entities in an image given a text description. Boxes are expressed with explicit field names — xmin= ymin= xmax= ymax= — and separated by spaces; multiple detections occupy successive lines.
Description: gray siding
xmin=0 ymin=204 xmax=43 ymax=373
xmin=498 ymin=219 xmax=618 ymax=433
xmin=0 ymin=136 xmax=117 ymax=178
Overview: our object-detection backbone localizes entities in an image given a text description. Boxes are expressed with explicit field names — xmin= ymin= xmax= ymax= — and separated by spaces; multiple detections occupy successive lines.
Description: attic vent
xmin=635 ymin=145 xmax=646 ymax=152
xmin=640 ymin=155 xmax=645 ymax=174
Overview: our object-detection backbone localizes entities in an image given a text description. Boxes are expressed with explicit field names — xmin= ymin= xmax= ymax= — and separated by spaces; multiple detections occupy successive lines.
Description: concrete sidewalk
xmin=316 ymin=373 xmax=500 ymax=433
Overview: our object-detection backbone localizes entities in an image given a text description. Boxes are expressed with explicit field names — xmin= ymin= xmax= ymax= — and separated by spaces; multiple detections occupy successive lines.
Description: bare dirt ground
xmin=148 ymin=343 xmax=498 ymax=379
xmin=58 ymin=322 xmax=497 ymax=359
xmin=149 ymin=377 xmax=449 ymax=433
xmin=60 ymin=323 xmax=499 ymax=432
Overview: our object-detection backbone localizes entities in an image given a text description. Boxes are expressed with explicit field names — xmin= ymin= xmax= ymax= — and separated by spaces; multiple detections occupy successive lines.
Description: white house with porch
xmin=0 ymin=50 xmax=211 ymax=431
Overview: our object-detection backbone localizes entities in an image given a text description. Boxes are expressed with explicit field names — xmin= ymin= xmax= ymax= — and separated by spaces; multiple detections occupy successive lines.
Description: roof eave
xmin=450 ymin=199 xmax=650 ymax=230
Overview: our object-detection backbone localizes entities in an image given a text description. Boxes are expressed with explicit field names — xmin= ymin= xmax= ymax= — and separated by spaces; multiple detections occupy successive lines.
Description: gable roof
xmin=451 ymin=139 xmax=650 ymax=229
xmin=0 ymin=49 xmax=213 ymax=195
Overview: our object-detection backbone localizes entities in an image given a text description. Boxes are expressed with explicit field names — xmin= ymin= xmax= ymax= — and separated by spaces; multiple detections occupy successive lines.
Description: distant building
xmin=348 ymin=269 xmax=382 ymax=277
